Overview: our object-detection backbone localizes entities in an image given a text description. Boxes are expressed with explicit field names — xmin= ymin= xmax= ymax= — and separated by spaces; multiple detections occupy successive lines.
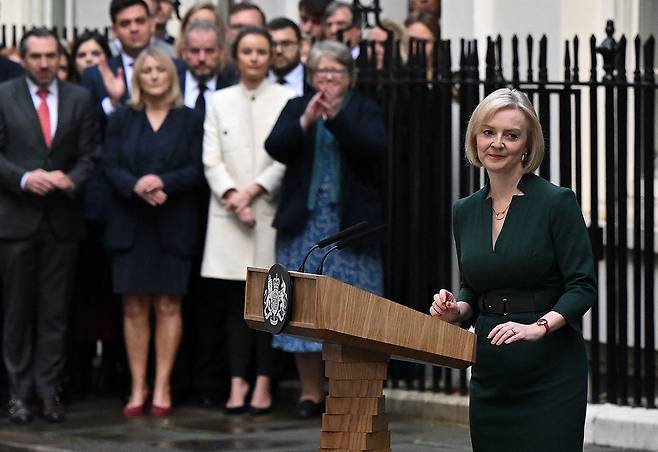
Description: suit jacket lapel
xmin=14 ymin=78 xmax=49 ymax=152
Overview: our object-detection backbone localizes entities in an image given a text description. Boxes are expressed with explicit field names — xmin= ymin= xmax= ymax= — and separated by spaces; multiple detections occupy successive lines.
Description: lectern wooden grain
xmin=245 ymin=267 xmax=476 ymax=452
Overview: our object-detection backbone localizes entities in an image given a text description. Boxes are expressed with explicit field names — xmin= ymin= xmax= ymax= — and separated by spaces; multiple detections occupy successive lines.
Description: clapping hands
xmin=300 ymin=87 xmax=343 ymax=130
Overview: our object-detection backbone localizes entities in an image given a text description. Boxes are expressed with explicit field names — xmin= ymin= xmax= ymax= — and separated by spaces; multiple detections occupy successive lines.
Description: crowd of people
xmin=0 ymin=0 xmax=440 ymax=425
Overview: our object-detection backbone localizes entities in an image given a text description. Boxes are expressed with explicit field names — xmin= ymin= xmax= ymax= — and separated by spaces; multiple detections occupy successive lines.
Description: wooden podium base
xmin=319 ymin=343 xmax=391 ymax=452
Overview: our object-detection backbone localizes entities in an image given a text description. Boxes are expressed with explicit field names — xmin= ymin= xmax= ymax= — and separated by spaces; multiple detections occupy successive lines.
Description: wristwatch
xmin=536 ymin=318 xmax=550 ymax=335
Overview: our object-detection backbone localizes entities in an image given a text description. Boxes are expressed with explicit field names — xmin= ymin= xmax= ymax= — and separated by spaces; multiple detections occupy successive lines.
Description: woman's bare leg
xmin=123 ymin=294 xmax=151 ymax=408
xmin=152 ymin=294 xmax=182 ymax=408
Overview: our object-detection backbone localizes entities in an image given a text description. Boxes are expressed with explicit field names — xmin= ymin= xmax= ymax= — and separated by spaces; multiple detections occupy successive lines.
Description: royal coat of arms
xmin=262 ymin=264 xmax=293 ymax=334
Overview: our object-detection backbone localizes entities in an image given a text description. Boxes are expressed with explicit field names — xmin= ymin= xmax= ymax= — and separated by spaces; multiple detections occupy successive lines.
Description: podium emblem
xmin=263 ymin=264 xmax=293 ymax=334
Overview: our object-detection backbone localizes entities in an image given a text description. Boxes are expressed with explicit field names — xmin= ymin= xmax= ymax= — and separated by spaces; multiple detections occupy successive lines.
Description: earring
xmin=521 ymin=152 xmax=529 ymax=164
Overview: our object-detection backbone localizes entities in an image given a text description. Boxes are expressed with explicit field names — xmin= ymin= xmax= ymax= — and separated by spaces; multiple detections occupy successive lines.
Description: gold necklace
xmin=493 ymin=201 xmax=512 ymax=220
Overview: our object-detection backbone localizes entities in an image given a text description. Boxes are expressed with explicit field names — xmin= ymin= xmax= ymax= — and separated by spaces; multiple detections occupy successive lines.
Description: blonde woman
xmin=430 ymin=88 xmax=595 ymax=451
xmin=103 ymin=46 xmax=204 ymax=417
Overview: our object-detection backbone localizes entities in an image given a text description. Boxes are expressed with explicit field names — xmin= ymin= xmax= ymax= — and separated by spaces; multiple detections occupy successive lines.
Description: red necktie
xmin=37 ymin=89 xmax=52 ymax=148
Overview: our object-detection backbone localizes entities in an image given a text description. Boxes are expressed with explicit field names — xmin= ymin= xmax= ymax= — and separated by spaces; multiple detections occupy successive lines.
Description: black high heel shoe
xmin=248 ymin=404 xmax=272 ymax=416
xmin=224 ymin=390 xmax=249 ymax=415
xmin=224 ymin=404 xmax=246 ymax=415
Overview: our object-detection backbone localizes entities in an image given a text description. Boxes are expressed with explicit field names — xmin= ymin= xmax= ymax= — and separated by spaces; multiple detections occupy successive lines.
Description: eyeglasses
xmin=313 ymin=68 xmax=348 ymax=78
xmin=272 ymin=40 xmax=299 ymax=49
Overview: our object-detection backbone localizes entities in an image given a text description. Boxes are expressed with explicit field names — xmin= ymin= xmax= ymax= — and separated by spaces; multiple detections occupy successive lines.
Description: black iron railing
xmin=353 ymin=15 xmax=657 ymax=408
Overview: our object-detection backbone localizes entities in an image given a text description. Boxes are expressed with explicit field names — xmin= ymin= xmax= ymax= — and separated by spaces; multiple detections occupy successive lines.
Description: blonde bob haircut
xmin=130 ymin=46 xmax=183 ymax=110
xmin=464 ymin=88 xmax=544 ymax=174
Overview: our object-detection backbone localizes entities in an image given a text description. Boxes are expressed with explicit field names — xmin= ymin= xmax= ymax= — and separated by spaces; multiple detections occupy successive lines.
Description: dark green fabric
xmin=452 ymin=173 xmax=596 ymax=452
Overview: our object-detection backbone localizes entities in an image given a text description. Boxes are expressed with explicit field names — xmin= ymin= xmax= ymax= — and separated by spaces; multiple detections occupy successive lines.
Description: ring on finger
xmin=511 ymin=328 xmax=516 ymax=335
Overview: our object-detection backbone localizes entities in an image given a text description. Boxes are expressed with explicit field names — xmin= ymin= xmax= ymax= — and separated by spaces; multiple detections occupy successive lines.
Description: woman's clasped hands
xmin=134 ymin=174 xmax=167 ymax=206
xmin=223 ymin=188 xmax=256 ymax=228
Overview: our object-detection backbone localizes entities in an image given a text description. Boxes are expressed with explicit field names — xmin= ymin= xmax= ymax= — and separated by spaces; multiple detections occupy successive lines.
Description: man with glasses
xmin=267 ymin=18 xmax=311 ymax=97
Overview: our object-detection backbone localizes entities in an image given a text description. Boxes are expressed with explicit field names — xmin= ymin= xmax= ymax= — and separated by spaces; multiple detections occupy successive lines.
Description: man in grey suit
xmin=0 ymin=27 xmax=100 ymax=424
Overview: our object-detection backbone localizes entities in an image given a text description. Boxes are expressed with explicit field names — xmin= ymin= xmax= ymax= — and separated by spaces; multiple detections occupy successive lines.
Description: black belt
xmin=480 ymin=290 xmax=560 ymax=315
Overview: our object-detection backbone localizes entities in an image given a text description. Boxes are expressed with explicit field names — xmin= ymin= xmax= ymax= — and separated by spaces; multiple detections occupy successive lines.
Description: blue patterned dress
xmin=272 ymin=133 xmax=383 ymax=353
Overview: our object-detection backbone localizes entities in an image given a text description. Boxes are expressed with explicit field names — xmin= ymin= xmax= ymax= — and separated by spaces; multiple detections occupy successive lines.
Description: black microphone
xmin=297 ymin=221 xmax=369 ymax=272
xmin=315 ymin=224 xmax=386 ymax=275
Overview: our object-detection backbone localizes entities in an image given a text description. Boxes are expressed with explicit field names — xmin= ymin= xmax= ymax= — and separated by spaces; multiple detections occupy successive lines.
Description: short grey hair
xmin=183 ymin=21 xmax=223 ymax=49
xmin=306 ymin=40 xmax=355 ymax=86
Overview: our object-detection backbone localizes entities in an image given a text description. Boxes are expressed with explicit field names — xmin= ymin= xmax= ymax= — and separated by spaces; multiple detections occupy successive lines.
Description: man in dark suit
xmin=0 ymin=54 xmax=23 ymax=404
xmin=0 ymin=27 xmax=100 ymax=424
xmin=178 ymin=20 xmax=230 ymax=407
xmin=267 ymin=17 xmax=312 ymax=96
xmin=0 ymin=56 xmax=23 ymax=82
xmin=179 ymin=21 xmax=230 ymax=113
xmin=81 ymin=0 xmax=157 ymax=118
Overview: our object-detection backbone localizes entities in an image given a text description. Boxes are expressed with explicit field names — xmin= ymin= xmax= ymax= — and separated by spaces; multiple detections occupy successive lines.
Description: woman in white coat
xmin=201 ymin=26 xmax=295 ymax=414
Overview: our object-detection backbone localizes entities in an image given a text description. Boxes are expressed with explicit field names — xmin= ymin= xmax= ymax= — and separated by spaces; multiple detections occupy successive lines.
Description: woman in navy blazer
xmin=103 ymin=47 xmax=203 ymax=417
xmin=264 ymin=40 xmax=386 ymax=418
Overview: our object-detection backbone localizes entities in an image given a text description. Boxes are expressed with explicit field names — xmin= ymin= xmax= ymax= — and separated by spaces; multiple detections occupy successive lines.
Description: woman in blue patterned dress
xmin=265 ymin=40 xmax=386 ymax=418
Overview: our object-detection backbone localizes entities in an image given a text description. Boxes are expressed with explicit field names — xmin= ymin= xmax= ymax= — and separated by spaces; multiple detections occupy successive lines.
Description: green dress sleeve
xmin=453 ymin=199 xmax=481 ymax=323
xmin=548 ymin=188 xmax=597 ymax=330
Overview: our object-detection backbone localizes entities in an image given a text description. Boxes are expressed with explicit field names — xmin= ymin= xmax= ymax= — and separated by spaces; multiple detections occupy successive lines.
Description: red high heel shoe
xmin=150 ymin=404 xmax=172 ymax=416
xmin=123 ymin=390 xmax=149 ymax=417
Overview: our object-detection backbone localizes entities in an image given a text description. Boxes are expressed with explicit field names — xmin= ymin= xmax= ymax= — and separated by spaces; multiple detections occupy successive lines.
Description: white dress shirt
xmin=183 ymin=71 xmax=217 ymax=109
xmin=268 ymin=63 xmax=305 ymax=97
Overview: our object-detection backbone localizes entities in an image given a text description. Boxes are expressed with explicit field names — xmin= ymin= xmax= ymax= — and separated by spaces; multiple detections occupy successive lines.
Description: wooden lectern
xmin=245 ymin=267 xmax=476 ymax=452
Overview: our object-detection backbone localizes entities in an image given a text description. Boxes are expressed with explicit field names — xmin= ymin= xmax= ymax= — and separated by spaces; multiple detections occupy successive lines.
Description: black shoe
xmin=295 ymin=399 xmax=323 ymax=419
xmin=41 ymin=397 xmax=65 ymax=423
xmin=8 ymin=399 xmax=33 ymax=425
xmin=248 ymin=404 xmax=272 ymax=416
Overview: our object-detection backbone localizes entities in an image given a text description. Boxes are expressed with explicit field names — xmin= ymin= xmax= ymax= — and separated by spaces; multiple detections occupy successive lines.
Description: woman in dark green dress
xmin=430 ymin=88 xmax=596 ymax=452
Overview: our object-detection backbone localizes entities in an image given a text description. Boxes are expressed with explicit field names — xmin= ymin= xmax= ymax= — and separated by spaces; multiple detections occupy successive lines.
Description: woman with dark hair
xmin=201 ymin=26 xmax=294 ymax=415
xmin=103 ymin=46 xmax=203 ymax=417
xmin=265 ymin=40 xmax=386 ymax=419
xmin=57 ymin=43 xmax=74 ymax=81
xmin=69 ymin=31 xmax=112 ymax=82
xmin=201 ymin=27 xmax=294 ymax=414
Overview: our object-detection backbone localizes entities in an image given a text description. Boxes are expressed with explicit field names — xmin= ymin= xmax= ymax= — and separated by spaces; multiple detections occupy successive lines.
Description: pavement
xmin=0 ymin=396 xmax=646 ymax=452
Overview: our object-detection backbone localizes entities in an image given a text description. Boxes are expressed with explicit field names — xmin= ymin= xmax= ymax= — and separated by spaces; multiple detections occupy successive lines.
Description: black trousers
xmin=210 ymin=279 xmax=273 ymax=379
xmin=179 ymin=274 xmax=229 ymax=400
xmin=0 ymin=222 xmax=77 ymax=400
